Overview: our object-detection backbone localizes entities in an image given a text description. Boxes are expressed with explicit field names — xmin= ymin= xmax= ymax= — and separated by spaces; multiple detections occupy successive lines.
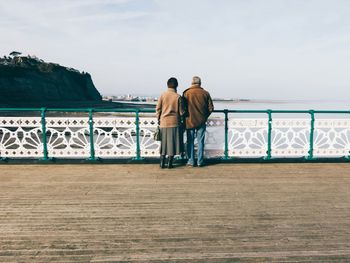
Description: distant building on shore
xmin=103 ymin=94 xmax=158 ymax=102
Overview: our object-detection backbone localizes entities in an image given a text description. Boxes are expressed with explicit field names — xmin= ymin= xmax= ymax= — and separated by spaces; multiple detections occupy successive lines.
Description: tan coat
xmin=183 ymin=85 xmax=214 ymax=129
xmin=156 ymin=88 xmax=184 ymax=128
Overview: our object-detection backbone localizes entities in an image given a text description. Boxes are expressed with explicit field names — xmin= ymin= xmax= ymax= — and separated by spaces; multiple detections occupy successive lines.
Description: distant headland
xmin=0 ymin=52 xmax=153 ymax=109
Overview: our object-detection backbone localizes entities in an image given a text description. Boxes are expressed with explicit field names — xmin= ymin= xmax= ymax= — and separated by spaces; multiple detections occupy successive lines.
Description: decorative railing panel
xmin=271 ymin=119 xmax=311 ymax=158
xmin=46 ymin=117 xmax=90 ymax=158
xmin=1 ymin=108 xmax=350 ymax=161
xmin=0 ymin=117 xmax=43 ymax=158
xmin=94 ymin=117 xmax=137 ymax=158
xmin=314 ymin=119 xmax=350 ymax=157
xmin=93 ymin=117 xmax=159 ymax=158
xmin=228 ymin=119 xmax=268 ymax=157
xmin=205 ymin=118 xmax=225 ymax=157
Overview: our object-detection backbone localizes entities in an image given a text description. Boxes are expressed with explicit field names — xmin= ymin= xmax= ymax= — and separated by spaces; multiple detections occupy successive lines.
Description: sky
xmin=0 ymin=0 xmax=350 ymax=100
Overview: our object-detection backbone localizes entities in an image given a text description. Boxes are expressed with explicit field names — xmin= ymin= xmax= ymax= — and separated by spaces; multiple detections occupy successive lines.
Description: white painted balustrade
xmin=1 ymin=116 xmax=350 ymax=159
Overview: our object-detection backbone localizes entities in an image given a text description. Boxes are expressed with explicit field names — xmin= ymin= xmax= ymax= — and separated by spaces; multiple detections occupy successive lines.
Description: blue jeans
xmin=186 ymin=124 xmax=206 ymax=166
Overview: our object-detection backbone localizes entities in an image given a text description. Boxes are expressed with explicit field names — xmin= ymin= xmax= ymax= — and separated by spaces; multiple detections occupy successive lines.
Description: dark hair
xmin=167 ymin=77 xmax=178 ymax=89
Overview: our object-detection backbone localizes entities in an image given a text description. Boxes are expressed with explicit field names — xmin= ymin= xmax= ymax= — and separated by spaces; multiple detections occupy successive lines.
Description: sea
xmin=116 ymin=100 xmax=350 ymax=119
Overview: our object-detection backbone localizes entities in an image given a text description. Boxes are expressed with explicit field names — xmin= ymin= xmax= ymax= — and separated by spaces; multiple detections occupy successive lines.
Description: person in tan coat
xmin=156 ymin=77 xmax=185 ymax=168
xmin=183 ymin=76 xmax=214 ymax=167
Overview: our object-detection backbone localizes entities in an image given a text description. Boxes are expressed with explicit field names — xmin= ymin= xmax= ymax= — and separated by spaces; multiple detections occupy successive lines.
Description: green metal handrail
xmin=1 ymin=107 xmax=350 ymax=161
xmin=1 ymin=107 xmax=350 ymax=114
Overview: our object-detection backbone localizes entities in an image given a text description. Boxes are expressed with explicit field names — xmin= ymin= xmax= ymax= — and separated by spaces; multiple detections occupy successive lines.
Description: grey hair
xmin=192 ymin=76 xmax=201 ymax=85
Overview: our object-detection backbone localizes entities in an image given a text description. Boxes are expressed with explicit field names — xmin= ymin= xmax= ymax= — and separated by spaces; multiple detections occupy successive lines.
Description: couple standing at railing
xmin=156 ymin=76 xmax=214 ymax=168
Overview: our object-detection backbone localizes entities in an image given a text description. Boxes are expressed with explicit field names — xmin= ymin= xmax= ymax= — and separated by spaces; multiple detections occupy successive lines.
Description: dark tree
xmin=9 ymin=51 xmax=22 ymax=57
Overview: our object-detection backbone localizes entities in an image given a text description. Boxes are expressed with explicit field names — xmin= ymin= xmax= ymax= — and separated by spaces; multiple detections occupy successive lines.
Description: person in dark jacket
xmin=156 ymin=78 xmax=185 ymax=168
xmin=183 ymin=76 xmax=214 ymax=167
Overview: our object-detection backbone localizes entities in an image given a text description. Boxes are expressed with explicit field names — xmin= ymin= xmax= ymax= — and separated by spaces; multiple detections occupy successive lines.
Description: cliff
xmin=0 ymin=54 xmax=137 ymax=108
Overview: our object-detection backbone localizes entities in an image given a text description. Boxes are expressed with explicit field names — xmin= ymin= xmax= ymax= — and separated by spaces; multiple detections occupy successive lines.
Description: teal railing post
xmin=133 ymin=109 xmax=143 ymax=160
xmin=88 ymin=109 xmax=96 ymax=161
xmin=307 ymin=110 xmax=315 ymax=160
xmin=265 ymin=110 xmax=273 ymax=160
xmin=40 ymin=107 xmax=49 ymax=161
xmin=222 ymin=109 xmax=230 ymax=160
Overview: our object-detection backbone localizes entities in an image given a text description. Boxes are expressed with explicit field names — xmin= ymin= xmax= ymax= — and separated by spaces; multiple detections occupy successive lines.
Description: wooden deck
xmin=1 ymin=163 xmax=350 ymax=262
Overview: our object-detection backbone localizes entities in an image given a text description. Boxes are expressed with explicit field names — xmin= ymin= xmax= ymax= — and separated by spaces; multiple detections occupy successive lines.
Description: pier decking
xmin=1 ymin=164 xmax=350 ymax=262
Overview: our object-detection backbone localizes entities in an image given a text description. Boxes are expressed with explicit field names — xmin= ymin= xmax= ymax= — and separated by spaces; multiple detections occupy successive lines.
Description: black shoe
xmin=160 ymin=155 xmax=166 ymax=169
xmin=168 ymin=156 xmax=174 ymax=169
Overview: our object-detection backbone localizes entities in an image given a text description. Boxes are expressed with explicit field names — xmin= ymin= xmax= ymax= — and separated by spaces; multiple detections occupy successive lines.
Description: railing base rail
xmin=1 ymin=157 xmax=350 ymax=165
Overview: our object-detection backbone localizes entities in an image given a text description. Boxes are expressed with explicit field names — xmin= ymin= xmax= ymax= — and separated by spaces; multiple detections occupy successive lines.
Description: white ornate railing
xmin=228 ymin=118 xmax=350 ymax=158
xmin=1 ymin=109 xmax=350 ymax=160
